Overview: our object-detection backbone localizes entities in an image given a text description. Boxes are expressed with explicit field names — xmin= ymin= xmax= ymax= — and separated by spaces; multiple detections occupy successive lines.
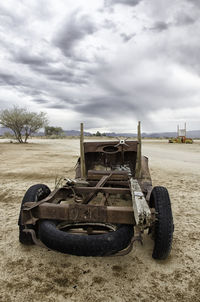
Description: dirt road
xmin=0 ymin=139 xmax=199 ymax=302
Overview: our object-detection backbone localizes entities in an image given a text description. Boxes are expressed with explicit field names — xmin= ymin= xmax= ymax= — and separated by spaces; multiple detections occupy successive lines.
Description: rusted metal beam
xmin=88 ymin=180 xmax=130 ymax=187
xmin=21 ymin=203 xmax=135 ymax=225
xmin=130 ymin=178 xmax=151 ymax=227
xmin=107 ymin=206 xmax=135 ymax=224
xmin=82 ymin=174 xmax=113 ymax=204
xmin=83 ymin=140 xmax=138 ymax=153
xmin=87 ymin=170 xmax=129 ymax=180
xmin=75 ymin=187 xmax=130 ymax=194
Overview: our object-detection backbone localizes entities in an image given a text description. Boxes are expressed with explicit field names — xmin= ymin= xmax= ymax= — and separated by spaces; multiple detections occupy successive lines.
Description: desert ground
xmin=0 ymin=138 xmax=199 ymax=302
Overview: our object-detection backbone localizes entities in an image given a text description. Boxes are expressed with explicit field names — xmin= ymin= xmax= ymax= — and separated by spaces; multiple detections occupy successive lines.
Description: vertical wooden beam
xmin=80 ymin=123 xmax=86 ymax=179
xmin=135 ymin=121 xmax=141 ymax=178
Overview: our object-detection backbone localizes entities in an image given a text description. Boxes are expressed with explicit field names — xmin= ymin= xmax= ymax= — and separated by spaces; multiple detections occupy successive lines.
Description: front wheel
xmin=18 ymin=184 xmax=51 ymax=245
xmin=149 ymin=186 xmax=174 ymax=260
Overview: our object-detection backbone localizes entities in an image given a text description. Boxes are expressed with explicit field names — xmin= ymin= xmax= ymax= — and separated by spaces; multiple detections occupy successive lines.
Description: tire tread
xmin=151 ymin=186 xmax=174 ymax=260
xmin=39 ymin=221 xmax=134 ymax=256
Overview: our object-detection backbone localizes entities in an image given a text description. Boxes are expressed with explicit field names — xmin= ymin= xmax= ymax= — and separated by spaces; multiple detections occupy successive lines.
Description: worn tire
xmin=18 ymin=184 xmax=51 ymax=245
xmin=149 ymin=186 xmax=174 ymax=260
xmin=38 ymin=221 xmax=134 ymax=256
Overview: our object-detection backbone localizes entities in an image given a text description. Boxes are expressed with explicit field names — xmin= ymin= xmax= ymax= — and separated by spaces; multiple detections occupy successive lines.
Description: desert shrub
xmin=0 ymin=107 xmax=48 ymax=143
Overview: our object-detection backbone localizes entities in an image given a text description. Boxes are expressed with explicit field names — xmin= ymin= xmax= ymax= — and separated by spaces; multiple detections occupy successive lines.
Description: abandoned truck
xmin=18 ymin=122 xmax=174 ymax=259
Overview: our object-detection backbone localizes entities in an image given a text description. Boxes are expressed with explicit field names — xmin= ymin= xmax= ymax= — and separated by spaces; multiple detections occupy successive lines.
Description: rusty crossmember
xmin=87 ymin=170 xmax=129 ymax=181
xmin=88 ymin=180 xmax=129 ymax=187
xmin=21 ymin=202 xmax=135 ymax=225
xmin=76 ymin=186 xmax=130 ymax=194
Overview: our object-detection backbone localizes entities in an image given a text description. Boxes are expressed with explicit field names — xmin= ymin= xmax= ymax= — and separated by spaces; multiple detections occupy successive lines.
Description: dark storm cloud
xmin=120 ymin=32 xmax=135 ymax=42
xmin=32 ymin=64 xmax=88 ymax=85
xmin=49 ymin=73 xmax=87 ymax=84
xmin=77 ymin=53 xmax=198 ymax=122
xmin=175 ymin=13 xmax=196 ymax=26
xmin=34 ymin=99 xmax=49 ymax=104
xmin=104 ymin=0 xmax=142 ymax=7
xmin=39 ymin=95 xmax=80 ymax=108
xmin=35 ymin=95 xmax=79 ymax=109
xmin=12 ymin=47 xmax=89 ymax=85
xmin=31 ymin=85 xmax=82 ymax=110
xmin=14 ymin=53 xmax=51 ymax=66
xmin=49 ymin=71 xmax=88 ymax=84
xmin=46 ymin=103 xmax=69 ymax=109
xmin=0 ymin=70 xmax=52 ymax=103
xmin=187 ymin=0 xmax=200 ymax=9
xmin=74 ymin=95 xmax=139 ymax=119
xmin=173 ymin=43 xmax=200 ymax=74
xmin=54 ymin=10 xmax=97 ymax=58
xmin=0 ymin=73 xmax=21 ymax=86
xmin=0 ymin=71 xmax=40 ymax=94
xmin=150 ymin=21 xmax=170 ymax=32
xmin=149 ymin=13 xmax=196 ymax=33
xmin=19 ymin=86 xmax=48 ymax=98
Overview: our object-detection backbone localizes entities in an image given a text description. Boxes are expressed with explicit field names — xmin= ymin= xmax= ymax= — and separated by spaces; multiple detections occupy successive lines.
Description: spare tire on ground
xmin=38 ymin=220 xmax=134 ymax=256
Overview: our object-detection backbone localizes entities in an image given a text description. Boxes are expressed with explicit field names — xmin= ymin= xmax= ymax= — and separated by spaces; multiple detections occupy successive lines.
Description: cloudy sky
xmin=0 ymin=0 xmax=200 ymax=133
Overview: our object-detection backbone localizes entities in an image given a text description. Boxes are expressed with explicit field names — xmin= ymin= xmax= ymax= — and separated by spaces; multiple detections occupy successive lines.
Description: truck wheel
xmin=38 ymin=221 xmax=134 ymax=256
xmin=149 ymin=186 xmax=174 ymax=260
xmin=18 ymin=184 xmax=51 ymax=245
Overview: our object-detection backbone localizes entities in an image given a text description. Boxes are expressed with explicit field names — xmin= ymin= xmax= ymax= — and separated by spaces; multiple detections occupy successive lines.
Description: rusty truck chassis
xmin=20 ymin=122 xmax=155 ymax=254
xmin=21 ymin=178 xmax=153 ymax=227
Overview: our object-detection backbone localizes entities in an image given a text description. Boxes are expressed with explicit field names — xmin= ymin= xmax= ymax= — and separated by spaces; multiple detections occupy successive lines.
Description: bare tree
xmin=0 ymin=107 xmax=48 ymax=143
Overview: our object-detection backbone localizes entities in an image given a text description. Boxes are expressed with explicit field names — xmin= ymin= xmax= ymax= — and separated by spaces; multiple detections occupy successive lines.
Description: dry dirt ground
xmin=0 ymin=138 xmax=199 ymax=302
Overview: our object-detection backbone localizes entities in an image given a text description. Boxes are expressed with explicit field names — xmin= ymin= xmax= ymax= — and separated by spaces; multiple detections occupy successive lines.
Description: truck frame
xmin=18 ymin=122 xmax=174 ymax=259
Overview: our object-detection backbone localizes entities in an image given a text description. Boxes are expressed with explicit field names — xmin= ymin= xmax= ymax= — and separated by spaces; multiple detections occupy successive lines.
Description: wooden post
xmin=135 ymin=121 xmax=141 ymax=178
xmin=80 ymin=123 xmax=86 ymax=179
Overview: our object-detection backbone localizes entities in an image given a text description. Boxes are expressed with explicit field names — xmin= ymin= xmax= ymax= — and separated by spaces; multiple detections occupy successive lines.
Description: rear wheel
xmin=18 ymin=184 xmax=51 ymax=244
xmin=149 ymin=186 xmax=174 ymax=260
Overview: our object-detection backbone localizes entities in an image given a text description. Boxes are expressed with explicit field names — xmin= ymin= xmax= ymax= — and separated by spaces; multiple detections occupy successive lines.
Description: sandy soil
xmin=0 ymin=138 xmax=199 ymax=302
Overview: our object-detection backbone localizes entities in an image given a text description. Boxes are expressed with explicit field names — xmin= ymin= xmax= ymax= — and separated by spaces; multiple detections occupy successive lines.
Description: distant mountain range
xmin=1 ymin=127 xmax=200 ymax=138
xmin=100 ymin=130 xmax=200 ymax=138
